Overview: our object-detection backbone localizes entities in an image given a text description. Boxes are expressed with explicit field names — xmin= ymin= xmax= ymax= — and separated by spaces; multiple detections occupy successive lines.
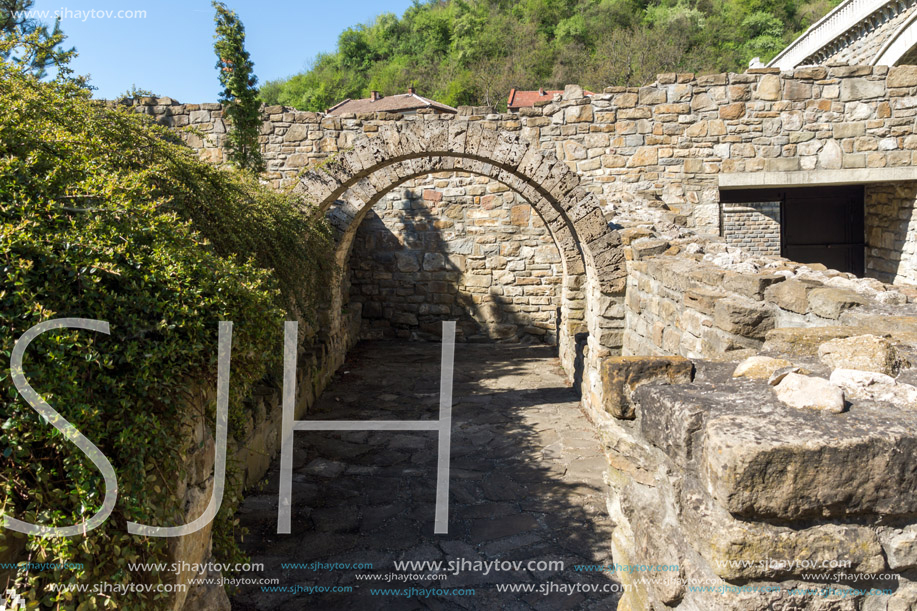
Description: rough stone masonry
xmin=106 ymin=64 xmax=917 ymax=610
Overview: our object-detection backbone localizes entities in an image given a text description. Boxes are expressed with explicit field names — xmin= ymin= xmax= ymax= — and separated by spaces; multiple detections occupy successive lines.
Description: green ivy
xmin=0 ymin=36 xmax=333 ymax=608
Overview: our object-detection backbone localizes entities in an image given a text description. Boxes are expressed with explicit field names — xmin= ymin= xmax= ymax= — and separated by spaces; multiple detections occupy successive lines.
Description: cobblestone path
xmin=230 ymin=341 xmax=618 ymax=610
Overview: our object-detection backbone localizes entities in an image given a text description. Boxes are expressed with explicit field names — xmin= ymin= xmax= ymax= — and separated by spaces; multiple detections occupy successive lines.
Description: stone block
xmin=782 ymin=79 xmax=812 ymax=100
xmin=394 ymin=252 xmax=420 ymax=272
xmin=601 ymin=356 xmax=695 ymax=419
xmin=763 ymin=326 xmax=878 ymax=356
xmin=628 ymin=146 xmax=658 ymax=167
xmin=754 ymin=74 xmax=781 ymax=100
xmin=732 ymin=356 xmax=793 ymax=380
xmin=818 ymin=334 xmax=906 ymax=375
xmin=283 ymin=124 xmax=310 ymax=142
xmin=684 ymin=289 xmax=723 ymax=315
xmin=565 ymin=104 xmax=593 ymax=123
xmin=638 ymin=86 xmax=666 ymax=105
xmin=679 ymin=477 xmax=885 ymax=581
xmin=807 ymin=287 xmax=868 ymax=319
xmin=630 ymin=239 xmax=669 ymax=259
xmin=879 ymin=525 xmax=917 ymax=570
xmin=773 ymin=373 xmax=845 ymax=413
xmin=887 ymin=65 xmax=917 ymax=88
xmin=696 ymin=383 xmax=917 ymax=519
xmin=723 ymin=273 xmax=783 ymax=299
xmin=422 ymin=253 xmax=446 ymax=271
xmin=764 ymin=278 xmax=820 ymax=314
xmin=830 ymin=369 xmax=917 ymax=408
xmin=840 ymin=78 xmax=885 ymax=101
xmin=463 ymin=273 xmax=492 ymax=288
xmin=714 ymin=297 xmax=775 ymax=339
xmin=719 ymin=102 xmax=746 ymax=120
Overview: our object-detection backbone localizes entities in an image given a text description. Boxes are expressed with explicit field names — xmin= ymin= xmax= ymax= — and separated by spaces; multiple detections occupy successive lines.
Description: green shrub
xmin=0 ymin=39 xmax=332 ymax=608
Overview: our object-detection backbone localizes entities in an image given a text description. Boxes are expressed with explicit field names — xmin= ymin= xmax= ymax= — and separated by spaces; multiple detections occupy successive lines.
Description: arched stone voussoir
xmin=541 ymin=161 xmax=581 ymax=203
xmin=516 ymin=145 xmax=550 ymax=180
xmin=295 ymin=171 xmax=346 ymax=209
xmin=491 ymin=131 xmax=529 ymax=171
xmin=298 ymin=127 xmax=623 ymax=303
xmin=396 ymin=120 xmax=451 ymax=157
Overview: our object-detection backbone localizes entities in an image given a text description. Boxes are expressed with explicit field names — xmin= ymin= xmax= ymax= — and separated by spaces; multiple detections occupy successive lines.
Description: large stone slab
xmin=637 ymin=382 xmax=917 ymax=519
xmin=702 ymin=392 xmax=917 ymax=519
xmin=679 ymin=477 xmax=885 ymax=581
xmin=762 ymin=325 xmax=880 ymax=356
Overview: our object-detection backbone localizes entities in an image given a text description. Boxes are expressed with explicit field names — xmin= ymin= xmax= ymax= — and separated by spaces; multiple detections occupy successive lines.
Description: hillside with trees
xmin=260 ymin=0 xmax=841 ymax=111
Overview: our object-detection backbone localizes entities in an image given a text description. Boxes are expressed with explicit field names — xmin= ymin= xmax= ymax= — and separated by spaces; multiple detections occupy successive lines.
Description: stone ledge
xmin=719 ymin=166 xmax=917 ymax=189
xmin=639 ymin=381 xmax=917 ymax=520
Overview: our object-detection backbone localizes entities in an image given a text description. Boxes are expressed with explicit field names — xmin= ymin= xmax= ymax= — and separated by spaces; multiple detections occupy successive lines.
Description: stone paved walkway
xmin=230 ymin=341 xmax=618 ymax=610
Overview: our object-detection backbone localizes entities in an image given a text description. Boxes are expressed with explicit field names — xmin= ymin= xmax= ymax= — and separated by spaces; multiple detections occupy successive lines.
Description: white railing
xmin=768 ymin=0 xmax=893 ymax=69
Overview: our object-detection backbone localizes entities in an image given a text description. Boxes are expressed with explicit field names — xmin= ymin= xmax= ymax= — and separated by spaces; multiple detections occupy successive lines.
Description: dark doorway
xmin=720 ymin=185 xmax=865 ymax=276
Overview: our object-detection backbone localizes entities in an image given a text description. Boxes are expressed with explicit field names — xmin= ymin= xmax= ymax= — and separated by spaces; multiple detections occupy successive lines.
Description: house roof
xmin=507 ymin=88 xmax=595 ymax=109
xmin=326 ymin=92 xmax=457 ymax=115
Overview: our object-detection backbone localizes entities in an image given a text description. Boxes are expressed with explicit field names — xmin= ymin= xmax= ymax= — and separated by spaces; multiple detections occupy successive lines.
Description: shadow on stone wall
xmin=865 ymin=181 xmax=917 ymax=286
xmin=347 ymin=178 xmax=563 ymax=346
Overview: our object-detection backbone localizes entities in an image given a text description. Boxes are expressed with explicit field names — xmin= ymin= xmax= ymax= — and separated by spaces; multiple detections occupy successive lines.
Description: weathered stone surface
xmin=763 ymin=278 xmax=820 ymax=314
xmin=808 ymin=287 xmax=868 ymax=319
xmin=774 ymin=373 xmax=845 ymax=413
xmin=636 ymin=385 xmax=707 ymax=463
xmin=763 ymin=326 xmax=876 ymax=356
xmin=719 ymin=102 xmax=746 ymax=120
xmin=879 ymin=525 xmax=917 ymax=570
xmin=732 ymin=356 xmax=792 ymax=380
xmin=768 ymin=365 xmax=803 ymax=386
xmin=630 ymin=238 xmax=669 ymax=259
xmin=723 ymin=273 xmax=783 ymax=300
xmin=714 ymin=297 xmax=775 ymax=339
xmin=602 ymin=356 xmax=694 ymax=419
xmin=696 ymin=383 xmax=917 ymax=519
xmin=680 ymin=477 xmax=885 ymax=581
xmin=840 ymin=78 xmax=885 ymax=101
xmin=817 ymin=138 xmax=843 ymax=169
xmin=393 ymin=252 xmax=420 ymax=272
xmin=830 ymin=369 xmax=917 ymax=408
xmin=888 ymin=65 xmax=917 ymax=88
xmin=754 ymin=74 xmax=781 ymax=100
xmin=818 ymin=334 xmax=906 ymax=375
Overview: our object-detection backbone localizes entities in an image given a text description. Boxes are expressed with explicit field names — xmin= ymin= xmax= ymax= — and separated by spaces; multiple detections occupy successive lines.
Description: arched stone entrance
xmin=294 ymin=121 xmax=625 ymax=387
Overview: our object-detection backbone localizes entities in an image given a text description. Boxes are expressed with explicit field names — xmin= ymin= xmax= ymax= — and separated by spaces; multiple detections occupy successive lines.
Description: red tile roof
xmin=326 ymin=91 xmax=457 ymax=115
xmin=507 ymin=88 xmax=595 ymax=110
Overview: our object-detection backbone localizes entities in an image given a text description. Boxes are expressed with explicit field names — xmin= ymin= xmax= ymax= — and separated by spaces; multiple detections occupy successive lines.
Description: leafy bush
xmin=0 ymin=36 xmax=332 ymax=608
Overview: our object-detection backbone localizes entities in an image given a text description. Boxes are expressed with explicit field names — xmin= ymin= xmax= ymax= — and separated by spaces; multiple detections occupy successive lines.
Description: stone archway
xmin=328 ymin=159 xmax=587 ymax=377
xmin=294 ymin=120 xmax=625 ymax=387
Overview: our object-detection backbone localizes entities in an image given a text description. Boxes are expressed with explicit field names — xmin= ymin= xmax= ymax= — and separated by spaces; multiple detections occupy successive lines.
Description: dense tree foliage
xmin=261 ymin=0 xmax=842 ymax=111
xmin=0 ymin=32 xmax=332 ymax=608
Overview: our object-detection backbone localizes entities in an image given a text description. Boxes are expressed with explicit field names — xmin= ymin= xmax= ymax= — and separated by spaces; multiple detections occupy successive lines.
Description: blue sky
xmin=30 ymin=0 xmax=416 ymax=102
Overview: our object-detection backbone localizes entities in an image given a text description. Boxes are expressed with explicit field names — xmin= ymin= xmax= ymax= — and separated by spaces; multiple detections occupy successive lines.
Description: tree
xmin=0 ymin=0 xmax=73 ymax=78
xmin=213 ymin=1 xmax=264 ymax=173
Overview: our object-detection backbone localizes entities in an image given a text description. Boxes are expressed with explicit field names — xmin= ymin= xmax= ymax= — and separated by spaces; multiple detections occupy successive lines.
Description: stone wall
xmin=866 ymin=181 xmax=917 ymax=285
xmin=128 ymin=63 xmax=917 ymax=291
xmin=125 ymin=65 xmax=917 ymax=223
xmin=120 ymin=70 xmax=917 ymax=611
xmin=349 ymin=172 xmax=562 ymax=344
xmin=169 ymin=310 xmax=361 ymax=608
xmin=621 ymin=236 xmax=911 ymax=359
xmin=722 ymin=201 xmax=781 ymax=255
xmin=595 ymin=232 xmax=917 ymax=609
